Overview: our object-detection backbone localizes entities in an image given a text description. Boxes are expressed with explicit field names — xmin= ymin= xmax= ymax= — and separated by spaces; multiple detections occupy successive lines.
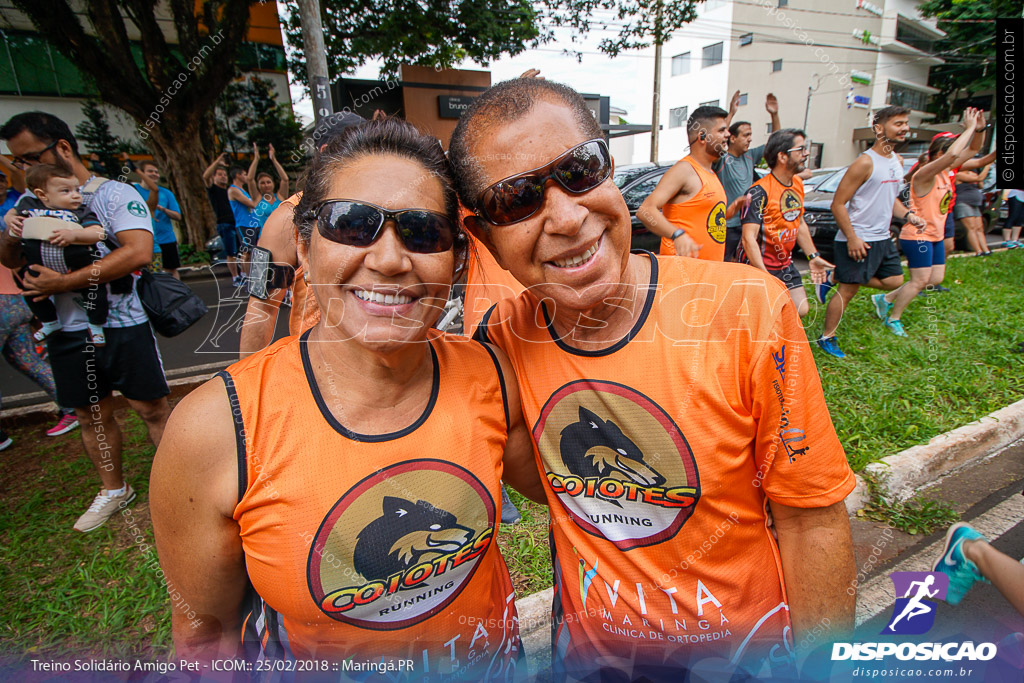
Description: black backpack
xmin=136 ymin=269 xmax=208 ymax=337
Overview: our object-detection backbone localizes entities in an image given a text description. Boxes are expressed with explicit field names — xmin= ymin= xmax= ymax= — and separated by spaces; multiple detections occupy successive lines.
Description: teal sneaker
xmin=883 ymin=316 xmax=907 ymax=337
xmin=933 ymin=523 xmax=988 ymax=605
xmin=816 ymin=336 xmax=846 ymax=358
xmin=872 ymin=293 xmax=893 ymax=321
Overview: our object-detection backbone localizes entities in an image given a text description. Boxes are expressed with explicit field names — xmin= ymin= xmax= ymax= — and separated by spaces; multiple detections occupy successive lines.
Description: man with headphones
xmin=639 ymin=105 xmax=747 ymax=260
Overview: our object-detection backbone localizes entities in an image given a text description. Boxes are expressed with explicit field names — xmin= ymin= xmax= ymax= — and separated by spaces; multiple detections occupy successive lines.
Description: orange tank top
xmin=224 ymin=330 xmax=521 ymax=676
xmin=659 ymin=157 xmax=728 ymax=260
xmin=463 ymin=232 xmax=525 ymax=336
xmin=904 ymin=171 xmax=951 ymax=242
xmin=477 ymin=254 xmax=854 ymax=679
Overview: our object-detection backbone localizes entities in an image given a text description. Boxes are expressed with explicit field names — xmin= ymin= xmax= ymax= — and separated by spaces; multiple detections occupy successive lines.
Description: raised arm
xmin=203 ymin=152 xmax=228 ymax=187
xmin=725 ymin=90 xmax=741 ymax=127
xmin=246 ymin=143 xmax=260 ymax=200
xmin=151 ymin=378 xmax=247 ymax=663
xmin=268 ymin=144 xmax=289 ymax=200
xmin=136 ymin=166 xmax=159 ymax=213
xmin=637 ymin=161 xmax=703 ymax=257
xmin=960 ymin=149 xmax=996 ymax=172
xmin=913 ymin=108 xmax=979 ymax=186
xmin=766 ymin=93 xmax=780 ymax=133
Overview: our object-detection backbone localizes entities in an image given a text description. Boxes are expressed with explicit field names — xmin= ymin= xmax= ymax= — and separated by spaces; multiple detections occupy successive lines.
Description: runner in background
xmin=953 ymin=150 xmax=996 ymax=256
xmin=1003 ymin=189 xmax=1024 ymax=248
xmin=737 ymin=128 xmax=832 ymax=318
xmin=639 ymin=105 xmax=747 ymax=260
xmin=716 ymin=90 xmax=781 ymax=262
xmin=876 ymin=109 xmax=983 ymax=337
xmin=203 ymin=153 xmax=241 ymax=286
xmin=245 ymin=142 xmax=288 ymax=235
xmin=133 ymin=160 xmax=182 ymax=279
xmin=228 ymin=166 xmax=259 ymax=281
xmin=817 ymin=106 xmax=923 ymax=359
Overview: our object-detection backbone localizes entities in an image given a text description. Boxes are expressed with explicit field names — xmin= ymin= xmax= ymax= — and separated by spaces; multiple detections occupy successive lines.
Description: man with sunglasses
xmin=737 ymin=129 xmax=833 ymax=318
xmin=0 ymin=111 xmax=170 ymax=532
xmin=638 ymin=105 xmax=746 ymax=261
xmin=450 ymin=78 xmax=856 ymax=681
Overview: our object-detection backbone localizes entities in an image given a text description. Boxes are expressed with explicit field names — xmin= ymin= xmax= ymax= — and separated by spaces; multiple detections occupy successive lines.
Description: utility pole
xmin=297 ymin=0 xmax=333 ymax=126
xmin=803 ymin=73 xmax=823 ymax=132
xmin=650 ymin=0 xmax=664 ymax=162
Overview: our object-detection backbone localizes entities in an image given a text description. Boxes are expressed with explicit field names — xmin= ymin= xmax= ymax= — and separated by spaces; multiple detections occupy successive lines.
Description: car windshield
xmin=614 ymin=164 xmax=658 ymax=189
xmin=815 ymin=168 xmax=848 ymax=193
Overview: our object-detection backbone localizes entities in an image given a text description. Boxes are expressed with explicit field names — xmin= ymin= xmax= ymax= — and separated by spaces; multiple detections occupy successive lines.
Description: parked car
xmin=803 ymin=166 xmax=843 ymax=191
xmin=615 ymin=162 xmax=674 ymax=252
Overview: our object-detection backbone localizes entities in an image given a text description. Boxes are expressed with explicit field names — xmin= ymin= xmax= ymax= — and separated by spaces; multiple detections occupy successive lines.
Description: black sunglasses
xmin=309 ymin=200 xmax=456 ymax=254
xmin=475 ymin=139 xmax=612 ymax=226
xmin=12 ymin=140 xmax=59 ymax=168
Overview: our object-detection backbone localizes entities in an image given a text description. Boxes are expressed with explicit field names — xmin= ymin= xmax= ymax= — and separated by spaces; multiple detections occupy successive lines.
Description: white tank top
xmin=838 ymin=148 xmax=904 ymax=242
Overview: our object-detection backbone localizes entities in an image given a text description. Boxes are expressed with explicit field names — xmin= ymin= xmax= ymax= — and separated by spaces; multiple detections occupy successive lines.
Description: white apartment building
xmin=637 ymin=0 xmax=944 ymax=168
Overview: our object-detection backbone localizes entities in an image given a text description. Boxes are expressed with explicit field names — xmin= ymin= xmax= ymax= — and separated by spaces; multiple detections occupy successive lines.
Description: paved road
xmin=0 ymin=268 xmax=290 ymax=408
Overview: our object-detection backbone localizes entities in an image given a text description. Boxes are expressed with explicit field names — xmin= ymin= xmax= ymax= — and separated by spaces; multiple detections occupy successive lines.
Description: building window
xmin=739 ymin=33 xmax=753 ymax=46
xmin=671 ymin=52 xmax=690 ymax=76
xmin=778 ymin=0 xmax=788 ymax=6
xmin=669 ymin=106 xmax=689 ymax=128
xmin=699 ymin=100 xmax=720 ymax=109
xmin=702 ymin=42 xmax=723 ymax=68
xmin=738 ymin=93 xmax=748 ymax=106
xmin=771 ymin=59 xmax=783 ymax=72
xmin=895 ymin=17 xmax=936 ymax=54
xmin=887 ymin=82 xmax=930 ymax=112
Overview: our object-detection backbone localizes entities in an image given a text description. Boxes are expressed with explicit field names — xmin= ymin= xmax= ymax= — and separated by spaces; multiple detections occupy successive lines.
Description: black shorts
xmin=46 ymin=323 xmax=170 ymax=408
xmin=768 ymin=262 xmax=804 ymax=290
xmin=724 ymin=225 xmax=743 ymax=263
xmin=834 ymin=238 xmax=903 ymax=285
xmin=159 ymin=242 xmax=181 ymax=270
xmin=943 ymin=211 xmax=955 ymax=239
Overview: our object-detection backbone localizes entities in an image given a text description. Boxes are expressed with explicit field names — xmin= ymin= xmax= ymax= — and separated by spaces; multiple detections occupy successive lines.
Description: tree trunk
xmin=146 ymin=118 xmax=216 ymax=247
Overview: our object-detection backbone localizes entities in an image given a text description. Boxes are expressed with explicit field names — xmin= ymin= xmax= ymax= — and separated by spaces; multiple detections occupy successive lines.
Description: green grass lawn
xmin=0 ymin=249 xmax=1020 ymax=664
xmin=806 ymin=249 xmax=1024 ymax=471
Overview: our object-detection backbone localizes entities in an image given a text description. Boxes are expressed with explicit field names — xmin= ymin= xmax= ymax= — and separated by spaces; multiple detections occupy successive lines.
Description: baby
xmin=15 ymin=164 xmax=108 ymax=346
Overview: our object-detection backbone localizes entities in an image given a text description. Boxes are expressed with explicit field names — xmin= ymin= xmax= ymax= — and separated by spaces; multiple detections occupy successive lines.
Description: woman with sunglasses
xmin=151 ymin=118 xmax=543 ymax=676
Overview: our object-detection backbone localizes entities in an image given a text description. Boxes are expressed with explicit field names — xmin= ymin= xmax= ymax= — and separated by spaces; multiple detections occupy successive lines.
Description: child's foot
xmin=88 ymin=325 xmax=106 ymax=347
xmin=32 ymin=321 xmax=62 ymax=343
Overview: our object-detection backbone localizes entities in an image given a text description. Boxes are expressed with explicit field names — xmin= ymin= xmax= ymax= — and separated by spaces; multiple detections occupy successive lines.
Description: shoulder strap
xmin=81 ymin=176 xmax=110 ymax=193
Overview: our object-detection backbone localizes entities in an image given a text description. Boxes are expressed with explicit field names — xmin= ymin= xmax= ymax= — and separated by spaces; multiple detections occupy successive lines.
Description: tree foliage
xmin=5 ymin=0 xmax=252 ymax=245
xmin=281 ymin=0 xmax=546 ymax=84
xmin=544 ymin=0 xmax=700 ymax=57
xmin=919 ymin=0 xmax=1019 ymax=119
xmin=75 ymin=101 xmax=124 ymax=178
xmin=215 ymin=75 xmax=305 ymax=172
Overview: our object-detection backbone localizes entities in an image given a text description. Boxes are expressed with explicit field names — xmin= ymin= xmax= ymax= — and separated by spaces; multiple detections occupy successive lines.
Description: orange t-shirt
xmin=225 ymin=330 xmax=521 ymax=677
xmin=904 ymin=171 xmax=951 ymax=243
xmin=463 ymin=232 xmax=525 ymax=336
xmin=477 ymin=254 xmax=854 ymax=679
xmin=659 ymin=157 xmax=728 ymax=261
xmin=738 ymin=174 xmax=805 ymax=268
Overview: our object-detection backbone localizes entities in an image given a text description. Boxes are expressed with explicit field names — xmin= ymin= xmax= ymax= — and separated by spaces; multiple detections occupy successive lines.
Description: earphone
xmin=699 ymin=132 xmax=706 ymax=140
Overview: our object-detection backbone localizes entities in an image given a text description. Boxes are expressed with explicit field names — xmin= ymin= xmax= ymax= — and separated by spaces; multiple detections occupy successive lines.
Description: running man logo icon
xmin=882 ymin=571 xmax=950 ymax=635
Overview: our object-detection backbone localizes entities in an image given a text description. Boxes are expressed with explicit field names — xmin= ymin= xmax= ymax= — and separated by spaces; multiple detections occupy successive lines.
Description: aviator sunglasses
xmin=475 ymin=139 xmax=612 ymax=226
xmin=308 ymin=200 xmax=456 ymax=254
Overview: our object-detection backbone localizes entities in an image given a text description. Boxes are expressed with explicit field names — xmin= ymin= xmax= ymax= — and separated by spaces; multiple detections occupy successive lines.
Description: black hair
xmin=764 ymin=128 xmax=806 ymax=167
xmin=228 ymin=166 xmax=246 ymax=183
xmin=687 ymin=106 xmax=728 ymax=142
xmin=0 ymin=111 xmax=80 ymax=158
xmin=448 ymin=78 xmax=603 ymax=210
xmin=293 ymin=117 xmax=465 ymax=267
xmin=137 ymin=159 xmax=159 ymax=171
xmin=728 ymin=121 xmax=751 ymax=138
xmin=873 ymin=106 xmax=911 ymax=128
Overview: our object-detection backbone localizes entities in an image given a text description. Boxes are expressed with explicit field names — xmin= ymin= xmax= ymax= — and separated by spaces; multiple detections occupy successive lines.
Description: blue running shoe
xmin=816 ymin=336 xmax=846 ymax=358
xmin=933 ymin=523 xmax=988 ymax=605
xmin=871 ymin=292 xmax=892 ymax=321
xmin=816 ymin=270 xmax=835 ymax=304
xmin=883 ymin=316 xmax=907 ymax=337
xmin=1003 ymin=241 xmax=1019 ymax=249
